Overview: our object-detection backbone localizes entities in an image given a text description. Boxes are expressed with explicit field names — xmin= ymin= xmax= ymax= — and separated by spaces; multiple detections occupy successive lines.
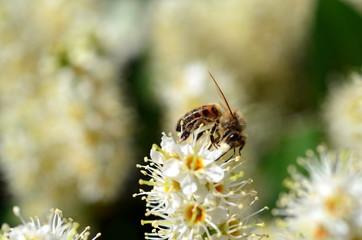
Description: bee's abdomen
xmin=200 ymin=104 xmax=220 ymax=118
xmin=176 ymin=104 xmax=220 ymax=132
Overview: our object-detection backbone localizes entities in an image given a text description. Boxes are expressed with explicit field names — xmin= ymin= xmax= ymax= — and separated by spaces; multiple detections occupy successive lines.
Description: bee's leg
xmin=220 ymin=130 xmax=231 ymax=142
xmin=210 ymin=125 xmax=222 ymax=149
xmin=180 ymin=119 xmax=198 ymax=140
xmin=215 ymin=149 xmax=228 ymax=161
xmin=181 ymin=118 xmax=212 ymax=141
xmin=217 ymin=148 xmax=236 ymax=162
xmin=209 ymin=123 xmax=217 ymax=145
xmin=180 ymin=131 xmax=190 ymax=141
xmin=210 ymin=121 xmax=218 ymax=134
xmin=195 ymin=119 xmax=214 ymax=140
xmin=224 ymin=151 xmax=234 ymax=162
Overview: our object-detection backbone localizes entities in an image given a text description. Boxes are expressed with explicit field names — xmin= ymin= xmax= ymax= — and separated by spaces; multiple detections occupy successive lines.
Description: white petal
xmin=205 ymin=165 xmax=224 ymax=182
xmin=202 ymin=149 xmax=220 ymax=161
xmin=179 ymin=142 xmax=192 ymax=156
xmin=170 ymin=194 xmax=182 ymax=210
xmin=193 ymin=184 xmax=209 ymax=202
xmin=150 ymin=149 xmax=164 ymax=163
xmin=209 ymin=206 xmax=228 ymax=225
xmin=180 ymin=174 xmax=198 ymax=194
xmin=161 ymin=135 xmax=176 ymax=152
xmin=163 ymin=158 xmax=180 ymax=177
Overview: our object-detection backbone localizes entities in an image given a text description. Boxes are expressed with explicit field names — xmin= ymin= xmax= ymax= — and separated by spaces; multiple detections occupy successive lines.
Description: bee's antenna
xmin=208 ymin=71 xmax=234 ymax=117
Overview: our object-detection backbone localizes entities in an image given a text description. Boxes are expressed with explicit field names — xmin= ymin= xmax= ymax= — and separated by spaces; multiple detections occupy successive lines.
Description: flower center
xmin=185 ymin=155 xmax=203 ymax=171
xmin=185 ymin=205 xmax=205 ymax=225
xmin=324 ymin=192 xmax=349 ymax=217
xmin=313 ymin=224 xmax=328 ymax=239
xmin=164 ymin=180 xmax=180 ymax=192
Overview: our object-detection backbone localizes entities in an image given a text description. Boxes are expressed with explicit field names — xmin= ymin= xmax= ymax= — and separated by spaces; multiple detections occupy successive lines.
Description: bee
xmin=176 ymin=72 xmax=247 ymax=152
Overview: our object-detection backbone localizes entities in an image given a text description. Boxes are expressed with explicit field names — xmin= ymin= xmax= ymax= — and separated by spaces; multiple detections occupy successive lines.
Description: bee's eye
xmin=228 ymin=133 xmax=240 ymax=142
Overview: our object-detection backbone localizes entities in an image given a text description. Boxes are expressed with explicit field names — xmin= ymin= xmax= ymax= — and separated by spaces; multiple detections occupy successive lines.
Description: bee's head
xmin=225 ymin=132 xmax=246 ymax=149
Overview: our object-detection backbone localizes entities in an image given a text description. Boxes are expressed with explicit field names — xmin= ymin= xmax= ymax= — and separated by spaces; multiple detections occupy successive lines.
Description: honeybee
xmin=176 ymin=72 xmax=247 ymax=152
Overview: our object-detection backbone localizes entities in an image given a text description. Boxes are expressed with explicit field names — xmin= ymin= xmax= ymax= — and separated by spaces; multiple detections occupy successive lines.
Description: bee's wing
xmin=208 ymin=71 xmax=234 ymax=117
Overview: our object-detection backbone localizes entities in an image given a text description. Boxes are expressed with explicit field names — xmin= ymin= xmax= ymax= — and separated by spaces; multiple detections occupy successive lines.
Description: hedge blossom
xmin=274 ymin=146 xmax=362 ymax=239
xmin=0 ymin=207 xmax=100 ymax=240
xmin=0 ymin=0 xmax=139 ymax=219
xmin=135 ymin=127 xmax=268 ymax=240
xmin=324 ymin=71 xmax=362 ymax=152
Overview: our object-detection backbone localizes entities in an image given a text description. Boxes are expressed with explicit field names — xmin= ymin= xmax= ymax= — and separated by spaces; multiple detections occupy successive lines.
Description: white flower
xmin=1 ymin=206 xmax=100 ymax=240
xmin=0 ymin=0 xmax=137 ymax=218
xmin=324 ymin=72 xmax=362 ymax=152
xmin=274 ymin=146 xmax=362 ymax=239
xmin=135 ymin=129 xmax=268 ymax=240
xmin=160 ymin=134 xmax=225 ymax=195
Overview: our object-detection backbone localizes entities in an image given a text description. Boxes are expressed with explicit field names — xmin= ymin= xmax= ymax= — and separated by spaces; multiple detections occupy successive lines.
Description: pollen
xmin=185 ymin=155 xmax=203 ymax=171
xmin=215 ymin=184 xmax=224 ymax=193
xmin=314 ymin=224 xmax=329 ymax=239
xmin=185 ymin=205 xmax=205 ymax=225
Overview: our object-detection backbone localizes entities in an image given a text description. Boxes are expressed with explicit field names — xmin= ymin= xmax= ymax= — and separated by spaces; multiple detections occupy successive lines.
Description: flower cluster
xmin=274 ymin=146 xmax=362 ymax=239
xmin=0 ymin=0 xmax=138 ymax=218
xmin=324 ymin=71 xmax=362 ymax=152
xmin=0 ymin=207 xmax=100 ymax=240
xmin=135 ymin=129 xmax=268 ymax=240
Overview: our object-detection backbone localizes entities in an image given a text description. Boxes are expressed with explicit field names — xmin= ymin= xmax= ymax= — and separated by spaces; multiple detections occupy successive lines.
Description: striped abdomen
xmin=176 ymin=104 xmax=221 ymax=132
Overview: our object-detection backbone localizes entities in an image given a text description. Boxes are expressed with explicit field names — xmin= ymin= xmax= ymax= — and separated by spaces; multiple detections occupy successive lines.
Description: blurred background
xmin=1 ymin=0 xmax=362 ymax=239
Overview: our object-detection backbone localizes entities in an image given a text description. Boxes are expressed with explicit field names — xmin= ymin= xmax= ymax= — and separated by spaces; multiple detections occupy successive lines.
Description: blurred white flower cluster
xmin=274 ymin=146 xmax=362 ymax=239
xmin=324 ymin=72 xmax=362 ymax=153
xmin=136 ymin=129 xmax=268 ymax=240
xmin=0 ymin=0 xmax=144 ymax=219
xmin=0 ymin=207 xmax=100 ymax=240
